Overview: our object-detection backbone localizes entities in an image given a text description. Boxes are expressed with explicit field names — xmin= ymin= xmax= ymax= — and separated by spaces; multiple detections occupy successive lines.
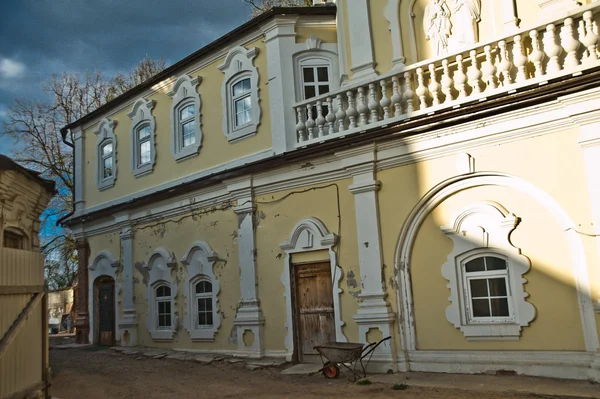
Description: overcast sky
xmin=0 ymin=0 xmax=251 ymax=154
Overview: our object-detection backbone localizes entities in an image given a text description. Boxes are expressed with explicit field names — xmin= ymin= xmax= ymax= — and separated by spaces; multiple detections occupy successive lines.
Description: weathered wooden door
xmin=97 ymin=280 xmax=115 ymax=346
xmin=294 ymin=262 xmax=336 ymax=363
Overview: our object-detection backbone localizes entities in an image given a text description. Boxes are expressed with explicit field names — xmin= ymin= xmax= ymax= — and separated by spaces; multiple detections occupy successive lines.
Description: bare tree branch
xmin=242 ymin=0 xmax=312 ymax=17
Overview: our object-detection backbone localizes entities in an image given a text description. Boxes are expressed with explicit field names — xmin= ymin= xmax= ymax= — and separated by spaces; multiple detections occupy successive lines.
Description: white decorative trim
xmin=346 ymin=0 xmax=378 ymax=81
xmin=384 ymin=0 xmax=407 ymax=68
xmin=88 ymin=250 xmax=121 ymax=345
xmin=279 ymin=217 xmax=346 ymax=361
xmin=441 ymin=202 xmax=536 ymax=340
xmin=181 ymin=241 xmax=221 ymax=341
xmin=145 ymin=247 xmax=178 ymax=341
xmin=94 ymin=118 xmax=117 ymax=191
xmin=293 ymin=45 xmax=340 ymax=103
xmin=394 ymin=172 xmax=599 ymax=353
xmin=335 ymin=2 xmax=349 ymax=84
xmin=218 ymin=46 xmax=261 ymax=143
xmin=167 ymin=75 xmax=203 ymax=162
xmin=128 ymin=98 xmax=156 ymax=177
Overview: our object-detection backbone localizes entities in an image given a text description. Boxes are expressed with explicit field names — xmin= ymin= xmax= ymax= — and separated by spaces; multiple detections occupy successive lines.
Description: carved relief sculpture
xmin=424 ymin=0 xmax=452 ymax=57
xmin=451 ymin=0 xmax=481 ymax=48
xmin=424 ymin=0 xmax=481 ymax=57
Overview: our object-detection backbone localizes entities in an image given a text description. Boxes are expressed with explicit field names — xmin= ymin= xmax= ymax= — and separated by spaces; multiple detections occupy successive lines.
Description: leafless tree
xmin=1 ymin=58 xmax=166 ymax=290
xmin=243 ymin=0 xmax=312 ymax=17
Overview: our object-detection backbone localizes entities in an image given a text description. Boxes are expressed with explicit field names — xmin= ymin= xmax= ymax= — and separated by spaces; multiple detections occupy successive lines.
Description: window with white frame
xmin=300 ymin=59 xmax=331 ymax=100
xmin=94 ymin=118 xmax=117 ymax=190
xmin=155 ymin=284 xmax=172 ymax=329
xmin=128 ymin=98 xmax=156 ymax=177
xmin=144 ymin=248 xmax=178 ymax=341
xmin=194 ymin=279 xmax=214 ymax=328
xmin=441 ymin=202 xmax=536 ymax=341
xmin=167 ymin=75 xmax=203 ymax=162
xmin=218 ymin=46 xmax=261 ymax=143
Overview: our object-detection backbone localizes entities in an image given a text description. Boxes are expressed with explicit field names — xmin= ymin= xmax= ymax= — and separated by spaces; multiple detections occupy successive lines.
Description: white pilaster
xmin=342 ymin=147 xmax=396 ymax=371
xmin=346 ymin=0 xmax=378 ymax=82
xmin=228 ymin=177 xmax=265 ymax=357
xmin=502 ymin=0 xmax=520 ymax=33
xmin=73 ymin=127 xmax=85 ymax=216
xmin=261 ymin=16 xmax=298 ymax=154
xmin=384 ymin=0 xmax=407 ymax=68
xmin=118 ymin=221 xmax=138 ymax=346
xmin=336 ymin=1 xmax=350 ymax=84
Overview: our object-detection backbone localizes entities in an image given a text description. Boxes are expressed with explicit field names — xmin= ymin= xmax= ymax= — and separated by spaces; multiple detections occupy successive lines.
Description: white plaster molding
xmin=335 ymin=2 xmax=349 ymax=84
xmin=346 ymin=0 xmax=378 ymax=81
xmin=384 ymin=0 xmax=407 ymax=68
xmin=128 ymin=98 xmax=157 ymax=177
xmin=441 ymin=202 xmax=536 ymax=340
xmin=145 ymin=247 xmax=178 ymax=341
xmin=279 ymin=217 xmax=346 ymax=361
xmin=94 ymin=118 xmax=117 ymax=191
xmin=88 ymin=250 xmax=121 ymax=345
xmin=167 ymin=75 xmax=203 ymax=162
xmin=394 ymin=172 xmax=599 ymax=353
xmin=538 ymin=0 xmax=582 ymax=20
xmin=408 ymin=0 xmax=420 ymax=63
xmin=502 ymin=0 xmax=520 ymax=33
xmin=181 ymin=241 xmax=221 ymax=341
xmin=218 ymin=46 xmax=261 ymax=143
xmin=292 ymin=44 xmax=341 ymax=103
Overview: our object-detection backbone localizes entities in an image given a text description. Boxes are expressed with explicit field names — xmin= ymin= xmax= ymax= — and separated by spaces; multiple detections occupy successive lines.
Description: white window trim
xmin=94 ymin=118 xmax=117 ymax=191
xmin=167 ymin=75 xmax=203 ymax=162
xmin=218 ymin=46 xmax=261 ymax=143
xmin=144 ymin=247 xmax=178 ymax=341
xmin=441 ymin=202 xmax=536 ymax=341
xmin=154 ymin=283 xmax=173 ymax=330
xmin=292 ymin=37 xmax=340 ymax=102
xmin=181 ymin=241 xmax=221 ymax=341
xmin=128 ymin=98 xmax=156 ymax=177
xmin=191 ymin=277 xmax=214 ymax=329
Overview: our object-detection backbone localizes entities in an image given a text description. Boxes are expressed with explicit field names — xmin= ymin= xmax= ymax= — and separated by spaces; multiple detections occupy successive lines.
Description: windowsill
xmin=98 ymin=178 xmax=115 ymax=191
xmin=226 ymin=129 xmax=257 ymax=144
xmin=149 ymin=329 xmax=176 ymax=341
xmin=132 ymin=164 xmax=154 ymax=178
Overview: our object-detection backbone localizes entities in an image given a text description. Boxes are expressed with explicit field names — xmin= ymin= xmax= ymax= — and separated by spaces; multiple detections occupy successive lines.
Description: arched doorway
xmin=94 ymin=276 xmax=115 ymax=346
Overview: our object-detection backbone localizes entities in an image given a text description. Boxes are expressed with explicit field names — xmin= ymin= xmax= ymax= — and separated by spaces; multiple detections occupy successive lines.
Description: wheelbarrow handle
xmin=360 ymin=336 xmax=391 ymax=359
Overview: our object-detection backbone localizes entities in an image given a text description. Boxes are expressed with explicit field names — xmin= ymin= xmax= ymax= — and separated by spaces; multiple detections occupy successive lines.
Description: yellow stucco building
xmin=62 ymin=0 xmax=600 ymax=381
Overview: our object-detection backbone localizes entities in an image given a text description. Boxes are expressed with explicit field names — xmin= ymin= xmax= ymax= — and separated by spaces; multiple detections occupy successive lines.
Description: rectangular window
xmin=232 ymin=78 xmax=252 ymax=128
xmin=157 ymin=300 xmax=172 ymax=329
xmin=137 ymin=125 xmax=151 ymax=166
xmin=101 ymin=142 xmax=113 ymax=179
xmin=301 ymin=65 xmax=330 ymax=100
xmin=179 ymin=105 xmax=196 ymax=148
xmin=463 ymin=256 xmax=512 ymax=322
xmin=197 ymin=297 xmax=213 ymax=327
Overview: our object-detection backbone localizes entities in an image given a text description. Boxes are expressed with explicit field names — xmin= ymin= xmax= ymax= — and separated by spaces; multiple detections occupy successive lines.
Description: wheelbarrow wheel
xmin=322 ymin=362 xmax=340 ymax=379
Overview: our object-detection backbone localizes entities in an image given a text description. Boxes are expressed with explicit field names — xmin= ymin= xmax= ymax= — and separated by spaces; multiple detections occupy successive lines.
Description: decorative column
xmin=384 ymin=0 xmax=407 ymax=68
xmin=118 ymin=224 xmax=138 ymax=346
xmin=74 ymin=239 xmax=90 ymax=344
xmin=229 ymin=178 xmax=264 ymax=358
xmin=72 ymin=126 xmax=85 ymax=216
xmin=344 ymin=148 xmax=397 ymax=372
xmin=344 ymin=0 xmax=378 ymax=82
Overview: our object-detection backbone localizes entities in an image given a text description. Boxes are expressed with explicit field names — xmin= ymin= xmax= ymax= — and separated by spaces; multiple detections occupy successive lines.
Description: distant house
xmin=62 ymin=0 xmax=600 ymax=382
xmin=48 ymin=287 xmax=75 ymax=333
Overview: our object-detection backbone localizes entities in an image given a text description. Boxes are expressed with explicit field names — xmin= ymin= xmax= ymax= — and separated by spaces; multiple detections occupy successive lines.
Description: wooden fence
xmin=0 ymin=247 xmax=49 ymax=399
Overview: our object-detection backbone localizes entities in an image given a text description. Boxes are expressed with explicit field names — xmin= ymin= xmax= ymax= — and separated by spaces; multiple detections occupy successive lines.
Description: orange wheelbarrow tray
xmin=314 ymin=336 xmax=391 ymax=381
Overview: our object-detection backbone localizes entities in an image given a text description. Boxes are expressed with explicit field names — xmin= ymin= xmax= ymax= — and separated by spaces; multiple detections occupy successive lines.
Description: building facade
xmin=63 ymin=0 xmax=600 ymax=381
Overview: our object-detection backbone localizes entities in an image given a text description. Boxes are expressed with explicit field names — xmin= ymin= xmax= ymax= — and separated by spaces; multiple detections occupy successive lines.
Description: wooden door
xmin=97 ymin=280 xmax=115 ymax=346
xmin=294 ymin=262 xmax=336 ymax=363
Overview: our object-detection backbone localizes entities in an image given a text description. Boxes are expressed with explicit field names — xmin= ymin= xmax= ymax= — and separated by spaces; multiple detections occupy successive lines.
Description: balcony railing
xmin=293 ymin=5 xmax=600 ymax=147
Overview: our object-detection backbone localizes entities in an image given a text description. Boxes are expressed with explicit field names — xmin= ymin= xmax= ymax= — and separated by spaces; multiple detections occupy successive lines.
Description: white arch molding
xmin=88 ymin=250 xmax=122 ymax=345
xmin=394 ymin=172 xmax=599 ymax=354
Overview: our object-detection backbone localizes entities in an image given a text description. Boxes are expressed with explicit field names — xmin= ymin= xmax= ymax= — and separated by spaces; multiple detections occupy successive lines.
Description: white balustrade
xmin=294 ymin=7 xmax=600 ymax=146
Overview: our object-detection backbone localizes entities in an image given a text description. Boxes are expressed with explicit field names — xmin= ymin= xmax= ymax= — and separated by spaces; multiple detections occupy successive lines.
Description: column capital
xmin=349 ymin=179 xmax=381 ymax=195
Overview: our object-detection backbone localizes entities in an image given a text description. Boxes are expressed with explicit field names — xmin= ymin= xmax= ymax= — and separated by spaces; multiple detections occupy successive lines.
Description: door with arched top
xmin=95 ymin=276 xmax=115 ymax=346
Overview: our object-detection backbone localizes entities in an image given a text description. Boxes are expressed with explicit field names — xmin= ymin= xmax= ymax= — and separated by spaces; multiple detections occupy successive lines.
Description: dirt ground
xmin=49 ymin=347 xmax=567 ymax=399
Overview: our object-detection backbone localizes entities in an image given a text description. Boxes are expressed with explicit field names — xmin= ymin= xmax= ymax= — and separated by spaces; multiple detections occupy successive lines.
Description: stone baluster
xmin=315 ymin=101 xmax=326 ymax=137
xmin=306 ymin=104 xmax=315 ymax=140
xmin=295 ymin=106 xmax=306 ymax=143
xmin=454 ymin=54 xmax=468 ymax=99
xmin=529 ymin=30 xmax=545 ymax=78
xmin=415 ymin=68 xmax=428 ymax=110
xmin=562 ymin=17 xmax=581 ymax=69
xmin=368 ymin=83 xmax=380 ymax=123
xmin=582 ymin=11 xmax=599 ymax=64
xmin=357 ymin=86 xmax=369 ymax=126
xmin=483 ymin=45 xmax=498 ymax=91
xmin=498 ymin=40 xmax=513 ymax=86
xmin=403 ymin=72 xmax=415 ymax=113
xmin=428 ymin=64 xmax=441 ymax=106
xmin=336 ymin=94 xmax=347 ymax=132
xmin=544 ymin=24 xmax=563 ymax=74
xmin=391 ymin=76 xmax=403 ymax=116
xmin=513 ymin=35 xmax=528 ymax=83
xmin=441 ymin=59 xmax=454 ymax=104
xmin=379 ymin=80 xmax=391 ymax=120
xmin=468 ymin=50 xmax=483 ymax=95
xmin=346 ymin=90 xmax=358 ymax=129
xmin=326 ymin=97 xmax=336 ymax=135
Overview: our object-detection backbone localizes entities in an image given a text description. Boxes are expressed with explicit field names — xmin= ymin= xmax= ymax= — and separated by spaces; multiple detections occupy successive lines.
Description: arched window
xmin=128 ymin=98 xmax=156 ymax=177
xmin=167 ymin=75 xmax=203 ymax=162
xmin=231 ymin=78 xmax=252 ymax=128
xmin=155 ymin=284 xmax=172 ymax=330
xmin=194 ymin=279 xmax=213 ymax=328
xmin=100 ymin=141 xmax=114 ymax=179
xmin=299 ymin=57 xmax=332 ymax=100
xmin=94 ymin=118 xmax=117 ymax=190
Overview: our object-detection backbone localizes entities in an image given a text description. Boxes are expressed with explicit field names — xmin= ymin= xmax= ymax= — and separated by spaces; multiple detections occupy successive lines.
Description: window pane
xmin=196 ymin=281 xmax=212 ymax=294
xmin=164 ymin=314 xmax=171 ymax=327
xmin=469 ymin=279 xmax=488 ymax=298
xmin=180 ymin=105 xmax=194 ymax=120
xmin=490 ymin=298 xmax=510 ymax=317
xmin=103 ymin=158 xmax=113 ymax=178
xmin=198 ymin=312 xmax=206 ymax=326
xmin=488 ymin=278 xmax=508 ymax=296
xmin=198 ymin=298 xmax=207 ymax=312
xmin=137 ymin=125 xmax=150 ymax=140
xmin=318 ymin=85 xmax=330 ymax=95
xmin=182 ymin=121 xmax=195 ymax=147
xmin=206 ymin=312 xmax=213 ymax=326
xmin=303 ymin=67 xmax=315 ymax=83
xmin=465 ymin=257 xmax=485 ymax=273
xmin=102 ymin=142 xmax=113 ymax=156
xmin=317 ymin=67 xmax=328 ymax=82
xmin=486 ymin=257 xmax=507 ymax=271
xmin=163 ymin=301 xmax=171 ymax=314
xmin=157 ymin=286 xmax=171 ymax=297
xmin=233 ymin=78 xmax=251 ymax=96
xmin=139 ymin=140 xmax=151 ymax=165
xmin=304 ymin=85 xmax=316 ymax=99
xmin=471 ymin=298 xmax=491 ymax=317
xmin=242 ymin=78 xmax=251 ymax=91
xmin=158 ymin=314 xmax=166 ymax=327
xmin=205 ymin=299 xmax=213 ymax=312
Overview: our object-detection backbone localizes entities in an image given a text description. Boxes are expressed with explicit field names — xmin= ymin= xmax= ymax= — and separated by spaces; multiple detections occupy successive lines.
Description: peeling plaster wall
xmin=254 ymin=178 xmax=361 ymax=351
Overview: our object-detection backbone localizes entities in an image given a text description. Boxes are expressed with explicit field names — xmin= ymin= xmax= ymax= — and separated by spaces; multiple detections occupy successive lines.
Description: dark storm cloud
xmin=0 ymin=0 xmax=251 ymax=153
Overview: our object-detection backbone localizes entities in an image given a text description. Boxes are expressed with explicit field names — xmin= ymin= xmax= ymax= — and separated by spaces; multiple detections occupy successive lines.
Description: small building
xmin=62 ymin=0 xmax=600 ymax=382
xmin=48 ymin=287 xmax=75 ymax=333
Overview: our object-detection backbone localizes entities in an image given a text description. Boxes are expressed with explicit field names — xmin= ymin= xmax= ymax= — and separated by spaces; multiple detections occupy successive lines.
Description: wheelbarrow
xmin=314 ymin=336 xmax=391 ymax=381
